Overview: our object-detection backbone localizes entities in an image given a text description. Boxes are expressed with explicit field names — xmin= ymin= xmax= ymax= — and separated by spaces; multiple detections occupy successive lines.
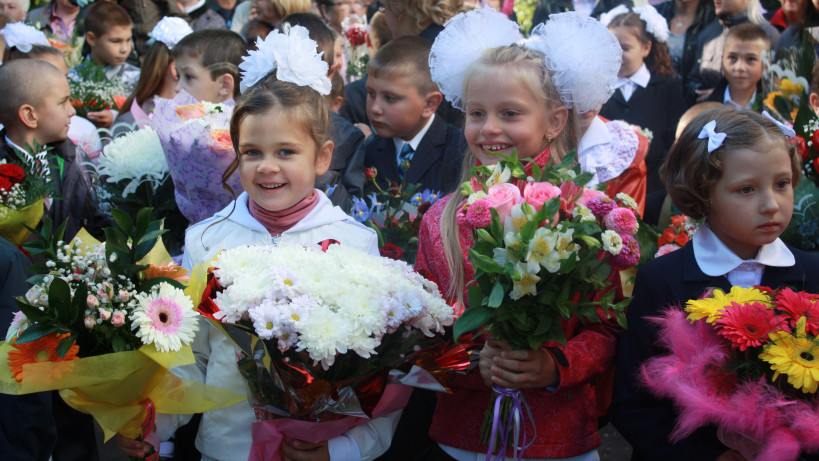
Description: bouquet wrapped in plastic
xmin=642 ymin=286 xmax=819 ymax=461
xmin=68 ymin=59 xmax=128 ymax=117
xmin=0 ymin=142 xmax=54 ymax=244
xmin=193 ymin=242 xmax=458 ymax=460
xmin=152 ymin=90 xmax=243 ymax=224
xmin=452 ymin=150 xmax=639 ymax=456
xmin=0 ymin=210 xmax=243 ymax=457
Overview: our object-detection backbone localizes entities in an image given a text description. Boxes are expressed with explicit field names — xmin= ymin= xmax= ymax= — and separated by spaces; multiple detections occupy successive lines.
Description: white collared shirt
xmin=392 ymin=113 xmax=435 ymax=165
xmin=614 ymin=64 xmax=651 ymax=102
xmin=693 ymin=223 xmax=795 ymax=287
xmin=723 ymin=85 xmax=756 ymax=110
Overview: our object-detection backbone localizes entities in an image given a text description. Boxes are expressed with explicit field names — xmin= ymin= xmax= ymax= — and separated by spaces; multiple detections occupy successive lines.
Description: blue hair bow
xmin=698 ymin=120 xmax=727 ymax=153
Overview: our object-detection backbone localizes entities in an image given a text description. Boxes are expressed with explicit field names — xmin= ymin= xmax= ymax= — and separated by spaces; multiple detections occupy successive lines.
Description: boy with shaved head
xmin=0 ymin=59 xmax=110 ymax=240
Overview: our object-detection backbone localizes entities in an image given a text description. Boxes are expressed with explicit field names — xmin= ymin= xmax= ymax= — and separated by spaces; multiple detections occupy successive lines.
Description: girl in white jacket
xmin=118 ymin=27 xmax=400 ymax=461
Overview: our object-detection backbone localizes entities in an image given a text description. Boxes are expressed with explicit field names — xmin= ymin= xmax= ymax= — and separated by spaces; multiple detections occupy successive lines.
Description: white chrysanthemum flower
xmin=131 ymin=283 xmax=198 ymax=353
xmin=249 ymin=301 xmax=280 ymax=340
xmin=98 ymin=127 xmax=168 ymax=197
xmin=213 ymin=245 xmax=273 ymax=285
xmin=297 ymin=310 xmax=353 ymax=369
xmin=601 ymin=230 xmax=624 ymax=255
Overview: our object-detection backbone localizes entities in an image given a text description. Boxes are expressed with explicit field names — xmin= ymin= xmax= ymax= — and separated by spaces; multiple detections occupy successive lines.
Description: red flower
xmin=774 ymin=287 xmax=819 ymax=334
xmin=0 ymin=176 xmax=13 ymax=191
xmin=811 ymin=130 xmax=819 ymax=155
xmin=113 ymin=94 xmax=127 ymax=110
xmin=0 ymin=163 xmax=25 ymax=183
xmin=814 ymin=156 xmax=819 ymax=173
xmin=379 ymin=242 xmax=404 ymax=260
xmin=795 ymin=135 xmax=809 ymax=162
xmin=559 ymin=181 xmax=581 ymax=213
xmin=674 ymin=232 xmax=690 ymax=247
xmin=658 ymin=227 xmax=676 ymax=246
xmin=365 ymin=167 xmax=377 ymax=180
xmin=714 ymin=301 xmax=788 ymax=351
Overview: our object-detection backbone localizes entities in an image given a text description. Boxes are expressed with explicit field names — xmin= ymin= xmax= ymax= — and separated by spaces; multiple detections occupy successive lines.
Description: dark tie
xmin=398 ymin=143 xmax=414 ymax=181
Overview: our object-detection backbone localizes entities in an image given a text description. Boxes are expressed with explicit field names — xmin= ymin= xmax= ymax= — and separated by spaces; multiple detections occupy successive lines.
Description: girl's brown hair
xmin=661 ymin=107 xmax=801 ymax=220
xmin=119 ymin=42 xmax=173 ymax=115
xmin=608 ymin=12 xmax=675 ymax=78
xmin=440 ymin=44 xmax=579 ymax=304
xmin=381 ymin=0 xmax=469 ymax=29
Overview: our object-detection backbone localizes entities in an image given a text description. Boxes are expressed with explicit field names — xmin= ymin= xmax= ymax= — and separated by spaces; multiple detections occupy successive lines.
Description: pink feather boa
xmin=641 ymin=308 xmax=819 ymax=461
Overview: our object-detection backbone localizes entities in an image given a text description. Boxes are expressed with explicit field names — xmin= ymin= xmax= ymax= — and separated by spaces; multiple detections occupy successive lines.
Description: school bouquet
xmin=342 ymin=15 xmax=368 ymax=82
xmin=654 ymin=214 xmax=699 ymax=258
xmin=68 ymin=59 xmax=128 ymax=117
xmin=192 ymin=242 xmax=457 ymax=461
xmin=152 ymin=90 xmax=243 ymax=224
xmin=350 ymin=169 xmax=441 ymax=264
xmin=0 ymin=142 xmax=54 ymax=244
xmin=0 ymin=210 xmax=243 ymax=458
xmin=452 ymin=150 xmax=638 ymax=457
xmin=642 ymin=286 xmax=819 ymax=461
xmin=89 ymin=127 xmax=187 ymax=254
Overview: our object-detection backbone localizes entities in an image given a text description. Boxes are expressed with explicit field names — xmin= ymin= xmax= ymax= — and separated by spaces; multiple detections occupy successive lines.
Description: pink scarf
xmin=248 ymin=190 xmax=320 ymax=236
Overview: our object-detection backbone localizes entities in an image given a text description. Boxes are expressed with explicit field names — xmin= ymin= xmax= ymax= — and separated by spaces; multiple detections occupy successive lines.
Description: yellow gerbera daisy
xmin=759 ymin=317 xmax=819 ymax=393
xmin=686 ymin=286 xmax=771 ymax=323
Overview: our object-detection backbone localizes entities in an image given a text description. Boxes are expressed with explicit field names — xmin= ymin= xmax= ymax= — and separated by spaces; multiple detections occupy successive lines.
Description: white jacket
xmin=161 ymin=191 xmax=399 ymax=461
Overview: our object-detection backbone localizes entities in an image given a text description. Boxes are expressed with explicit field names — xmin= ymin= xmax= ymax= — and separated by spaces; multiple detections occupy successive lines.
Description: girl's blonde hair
xmin=440 ymin=44 xmax=579 ymax=303
xmin=661 ymin=107 xmax=800 ymax=220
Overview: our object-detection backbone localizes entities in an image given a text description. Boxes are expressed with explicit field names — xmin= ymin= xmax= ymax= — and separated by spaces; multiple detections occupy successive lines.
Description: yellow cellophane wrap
xmin=0 ymin=342 xmax=244 ymax=441
xmin=0 ymin=199 xmax=44 ymax=245
xmin=185 ymin=252 xmax=221 ymax=303
xmin=72 ymin=227 xmax=173 ymax=266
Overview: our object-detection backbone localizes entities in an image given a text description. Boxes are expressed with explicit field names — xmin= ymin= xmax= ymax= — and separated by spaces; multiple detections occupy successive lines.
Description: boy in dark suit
xmin=364 ymin=35 xmax=466 ymax=195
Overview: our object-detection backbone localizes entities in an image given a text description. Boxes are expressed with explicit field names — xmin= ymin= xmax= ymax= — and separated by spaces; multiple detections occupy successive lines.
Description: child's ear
xmin=422 ymin=91 xmax=443 ymax=117
xmin=315 ymin=140 xmax=334 ymax=176
xmin=545 ymin=105 xmax=569 ymax=142
xmin=217 ymin=73 xmax=236 ymax=98
xmin=85 ymin=31 xmax=97 ymax=48
xmin=18 ymin=104 xmax=38 ymax=130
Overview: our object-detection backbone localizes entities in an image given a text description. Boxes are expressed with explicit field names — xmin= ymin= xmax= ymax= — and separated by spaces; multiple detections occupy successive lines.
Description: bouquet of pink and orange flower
xmin=452 ymin=151 xmax=639 ymax=454
xmin=642 ymin=286 xmax=819 ymax=461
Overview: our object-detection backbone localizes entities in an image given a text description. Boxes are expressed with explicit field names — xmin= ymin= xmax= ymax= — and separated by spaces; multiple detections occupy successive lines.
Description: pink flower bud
xmin=84 ymin=315 xmax=96 ymax=329
xmin=98 ymin=309 xmax=111 ymax=321
xmin=118 ymin=290 xmax=130 ymax=302
xmin=86 ymin=294 xmax=100 ymax=309
xmin=111 ymin=311 xmax=125 ymax=327
xmin=523 ymin=181 xmax=561 ymax=212
xmin=605 ymin=207 xmax=638 ymax=235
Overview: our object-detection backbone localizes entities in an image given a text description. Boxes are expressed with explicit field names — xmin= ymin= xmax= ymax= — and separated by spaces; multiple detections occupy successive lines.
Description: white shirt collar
xmin=723 ymin=85 xmax=756 ymax=110
xmin=693 ymin=222 xmax=795 ymax=279
xmin=4 ymin=135 xmax=37 ymax=164
xmin=393 ymin=113 xmax=435 ymax=156
xmin=578 ymin=116 xmax=611 ymax=154
xmin=627 ymin=64 xmax=651 ymax=88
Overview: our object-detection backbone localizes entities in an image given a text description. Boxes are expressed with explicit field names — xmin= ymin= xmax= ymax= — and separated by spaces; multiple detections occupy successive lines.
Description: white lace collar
xmin=577 ymin=118 xmax=638 ymax=186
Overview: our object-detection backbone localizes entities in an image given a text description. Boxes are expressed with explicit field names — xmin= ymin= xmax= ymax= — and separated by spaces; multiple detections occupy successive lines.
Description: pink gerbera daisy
xmin=131 ymin=283 xmax=198 ymax=352
xmin=714 ymin=301 xmax=789 ymax=351
xmin=774 ymin=287 xmax=819 ymax=335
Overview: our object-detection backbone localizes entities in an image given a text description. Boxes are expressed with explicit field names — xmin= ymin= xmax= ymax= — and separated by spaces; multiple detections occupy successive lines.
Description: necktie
xmin=398 ymin=143 xmax=414 ymax=181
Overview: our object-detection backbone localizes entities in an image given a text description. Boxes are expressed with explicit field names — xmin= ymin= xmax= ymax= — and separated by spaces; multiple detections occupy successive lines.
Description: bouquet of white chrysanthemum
xmin=194 ymin=242 xmax=456 ymax=459
xmin=0 ymin=209 xmax=242 ymax=458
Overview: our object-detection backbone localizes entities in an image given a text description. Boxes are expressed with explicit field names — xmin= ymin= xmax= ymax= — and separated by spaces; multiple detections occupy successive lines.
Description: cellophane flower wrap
xmin=0 ymin=142 xmax=55 ymax=244
xmin=350 ymin=170 xmax=441 ymax=264
xmin=195 ymin=242 xmax=456 ymax=460
xmin=0 ymin=209 xmax=243 ymax=457
xmin=642 ymin=286 xmax=819 ymax=461
xmin=68 ymin=59 xmax=128 ymax=117
xmin=152 ymin=90 xmax=242 ymax=224
xmin=452 ymin=151 xmax=638 ymax=454
xmin=88 ymin=126 xmax=188 ymax=254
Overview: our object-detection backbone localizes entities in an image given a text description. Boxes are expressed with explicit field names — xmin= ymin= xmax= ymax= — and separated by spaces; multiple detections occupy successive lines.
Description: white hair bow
xmin=761 ymin=111 xmax=796 ymax=138
xmin=0 ymin=23 xmax=51 ymax=53
xmin=698 ymin=120 xmax=727 ymax=153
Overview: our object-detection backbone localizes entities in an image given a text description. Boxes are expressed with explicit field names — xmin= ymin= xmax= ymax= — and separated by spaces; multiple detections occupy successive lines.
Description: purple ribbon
xmin=485 ymin=385 xmax=535 ymax=461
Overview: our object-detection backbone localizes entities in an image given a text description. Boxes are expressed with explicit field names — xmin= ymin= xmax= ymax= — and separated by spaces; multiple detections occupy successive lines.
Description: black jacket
xmin=656 ymin=0 xmax=716 ymax=100
xmin=599 ymin=74 xmax=686 ymax=194
xmin=364 ymin=115 xmax=466 ymax=195
xmin=610 ymin=242 xmax=819 ymax=461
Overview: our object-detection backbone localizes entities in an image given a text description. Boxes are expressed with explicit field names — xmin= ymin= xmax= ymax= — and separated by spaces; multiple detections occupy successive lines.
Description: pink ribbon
xmin=141 ymin=398 xmax=160 ymax=461
xmin=248 ymin=384 xmax=411 ymax=461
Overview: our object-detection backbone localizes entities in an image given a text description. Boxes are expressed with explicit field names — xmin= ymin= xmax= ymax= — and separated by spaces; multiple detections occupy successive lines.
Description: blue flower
xmin=368 ymin=193 xmax=383 ymax=215
xmin=350 ymin=196 xmax=371 ymax=222
xmin=323 ymin=184 xmax=337 ymax=198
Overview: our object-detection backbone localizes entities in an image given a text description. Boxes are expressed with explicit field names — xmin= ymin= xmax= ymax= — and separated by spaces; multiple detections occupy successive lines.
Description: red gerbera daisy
xmin=714 ymin=301 xmax=789 ymax=351
xmin=774 ymin=287 xmax=819 ymax=335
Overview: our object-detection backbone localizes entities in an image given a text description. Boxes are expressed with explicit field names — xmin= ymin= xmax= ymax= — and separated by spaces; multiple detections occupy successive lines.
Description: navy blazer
xmin=599 ymin=74 xmax=686 ymax=195
xmin=364 ymin=115 xmax=467 ymax=195
xmin=610 ymin=242 xmax=819 ymax=461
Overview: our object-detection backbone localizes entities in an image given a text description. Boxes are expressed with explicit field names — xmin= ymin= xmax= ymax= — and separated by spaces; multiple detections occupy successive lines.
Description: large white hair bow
xmin=600 ymin=4 xmax=669 ymax=43
xmin=239 ymin=25 xmax=331 ymax=95
xmin=149 ymin=17 xmax=193 ymax=50
xmin=0 ymin=23 xmax=51 ymax=53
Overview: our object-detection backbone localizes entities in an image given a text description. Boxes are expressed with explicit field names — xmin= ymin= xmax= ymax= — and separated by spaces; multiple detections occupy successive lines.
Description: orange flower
xmin=142 ymin=263 xmax=190 ymax=282
xmin=47 ymin=38 xmax=69 ymax=50
xmin=210 ymin=129 xmax=233 ymax=150
xmin=113 ymin=95 xmax=127 ymax=110
xmin=71 ymin=100 xmax=83 ymax=108
xmin=175 ymin=103 xmax=206 ymax=121
xmin=8 ymin=333 xmax=79 ymax=383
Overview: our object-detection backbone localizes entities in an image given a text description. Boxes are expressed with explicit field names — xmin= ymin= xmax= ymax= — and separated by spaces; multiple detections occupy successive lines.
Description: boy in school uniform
xmin=0 ymin=59 xmax=109 ymax=241
xmin=364 ymin=35 xmax=466 ymax=195
xmin=705 ymin=23 xmax=770 ymax=111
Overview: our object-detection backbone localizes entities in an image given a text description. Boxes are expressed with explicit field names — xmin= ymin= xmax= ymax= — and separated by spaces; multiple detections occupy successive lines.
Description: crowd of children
xmin=1 ymin=0 xmax=818 ymax=460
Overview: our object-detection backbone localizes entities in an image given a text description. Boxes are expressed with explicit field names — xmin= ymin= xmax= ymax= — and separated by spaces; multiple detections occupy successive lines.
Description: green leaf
xmin=136 ymin=228 xmax=167 ymax=248
xmin=476 ymin=228 xmax=497 ymax=245
xmin=488 ymin=279 xmax=505 ymax=308
xmin=112 ymin=334 xmax=126 ymax=352
xmin=468 ymin=284 xmax=487 ymax=308
xmin=489 ymin=208 xmax=504 ymax=243
xmin=47 ymin=277 xmax=71 ymax=313
xmin=68 ymin=283 xmax=87 ymax=324
xmin=16 ymin=300 xmax=52 ymax=323
xmin=468 ymin=249 xmax=504 ymax=273
xmin=135 ymin=207 xmax=152 ymax=237
xmin=15 ymin=323 xmax=62 ymax=344
xmin=453 ymin=306 xmax=492 ymax=341
xmin=534 ymin=315 xmax=553 ymax=335
xmin=111 ymin=208 xmax=134 ymax=234
xmin=57 ymin=335 xmax=76 ymax=358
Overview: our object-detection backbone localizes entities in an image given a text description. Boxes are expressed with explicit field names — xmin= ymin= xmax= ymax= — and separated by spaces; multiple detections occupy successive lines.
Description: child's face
xmin=611 ymin=26 xmax=651 ymax=79
xmin=722 ymin=38 xmax=765 ymax=94
xmin=708 ymin=145 xmax=794 ymax=260
xmin=714 ymin=0 xmax=748 ymax=16
xmin=237 ymin=110 xmax=333 ymax=212
xmin=174 ymin=55 xmax=227 ymax=103
xmin=35 ymin=74 xmax=76 ymax=144
xmin=464 ymin=71 xmax=553 ymax=166
xmin=366 ymin=73 xmax=437 ymax=141
xmin=88 ymin=25 xmax=133 ymax=67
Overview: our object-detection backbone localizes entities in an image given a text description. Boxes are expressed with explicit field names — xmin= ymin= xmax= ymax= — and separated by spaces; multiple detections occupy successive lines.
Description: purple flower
xmin=587 ymin=196 xmax=616 ymax=218
xmin=609 ymin=234 xmax=640 ymax=269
